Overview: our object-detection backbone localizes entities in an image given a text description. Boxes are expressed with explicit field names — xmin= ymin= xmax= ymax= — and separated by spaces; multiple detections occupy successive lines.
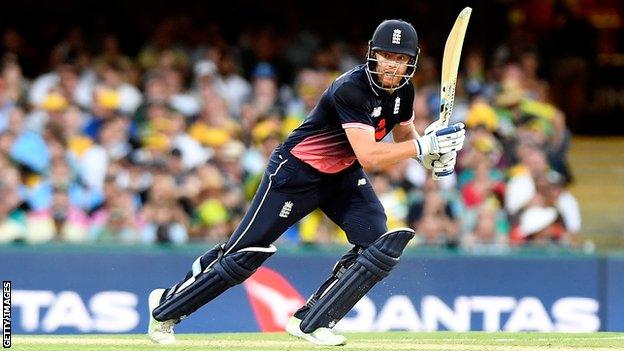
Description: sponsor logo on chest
xmin=371 ymin=106 xmax=382 ymax=118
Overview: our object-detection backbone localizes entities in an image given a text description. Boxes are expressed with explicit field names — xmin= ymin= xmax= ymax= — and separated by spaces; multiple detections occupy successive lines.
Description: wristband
xmin=413 ymin=139 xmax=421 ymax=156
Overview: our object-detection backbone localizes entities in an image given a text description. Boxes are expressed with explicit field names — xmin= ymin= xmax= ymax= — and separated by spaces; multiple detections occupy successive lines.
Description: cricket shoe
xmin=285 ymin=316 xmax=347 ymax=346
xmin=147 ymin=289 xmax=176 ymax=344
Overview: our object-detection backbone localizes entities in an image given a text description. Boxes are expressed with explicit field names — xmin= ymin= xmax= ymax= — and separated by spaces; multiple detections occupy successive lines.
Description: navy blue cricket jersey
xmin=282 ymin=64 xmax=415 ymax=173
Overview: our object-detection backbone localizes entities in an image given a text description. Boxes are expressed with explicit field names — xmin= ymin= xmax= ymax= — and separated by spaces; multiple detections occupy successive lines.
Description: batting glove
xmin=424 ymin=119 xmax=444 ymax=136
xmin=432 ymin=151 xmax=457 ymax=178
xmin=415 ymin=122 xmax=465 ymax=156
xmin=417 ymin=153 xmax=439 ymax=170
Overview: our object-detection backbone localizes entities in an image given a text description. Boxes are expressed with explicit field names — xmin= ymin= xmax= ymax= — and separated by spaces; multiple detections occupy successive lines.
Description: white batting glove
xmin=424 ymin=119 xmax=444 ymax=136
xmin=417 ymin=153 xmax=440 ymax=170
xmin=416 ymin=123 xmax=465 ymax=156
xmin=432 ymin=151 xmax=457 ymax=177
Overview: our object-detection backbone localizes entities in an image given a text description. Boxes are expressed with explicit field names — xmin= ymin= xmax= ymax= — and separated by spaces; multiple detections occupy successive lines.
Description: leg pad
xmin=299 ymin=229 xmax=414 ymax=332
xmin=153 ymin=245 xmax=276 ymax=321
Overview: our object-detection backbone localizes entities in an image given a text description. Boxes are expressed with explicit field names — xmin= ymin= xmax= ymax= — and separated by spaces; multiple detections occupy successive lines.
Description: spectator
xmin=1 ymin=55 xmax=28 ymax=106
xmin=75 ymin=59 xmax=142 ymax=115
xmin=372 ymin=172 xmax=408 ymax=229
xmin=24 ymin=184 xmax=89 ymax=244
xmin=240 ymin=62 xmax=284 ymax=131
xmin=460 ymin=151 xmax=505 ymax=208
xmin=519 ymin=49 xmax=549 ymax=102
xmin=189 ymin=164 xmax=230 ymax=242
xmin=535 ymin=170 xmax=581 ymax=242
xmin=210 ymin=49 xmax=252 ymax=118
xmin=408 ymin=176 xmax=460 ymax=247
xmin=188 ymin=88 xmax=240 ymax=149
xmin=462 ymin=202 xmax=510 ymax=253
xmin=28 ymin=50 xmax=85 ymax=109
xmin=0 ymin=166 xmax=26 ymax=243
xmin=90 ymin=189 xmax=142 ymax=244
xmin=140 ymin=173 xmax=189 ymax=244
xmin=93 ymin=34 xmax=133 ymax=75
xmin=516 ymin=206 xmax=567 ymax=247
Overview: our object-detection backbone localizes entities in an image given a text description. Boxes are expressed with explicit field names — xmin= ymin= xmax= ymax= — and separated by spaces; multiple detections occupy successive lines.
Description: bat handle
xmin=435 ymin=124 xmax=462 ymax=136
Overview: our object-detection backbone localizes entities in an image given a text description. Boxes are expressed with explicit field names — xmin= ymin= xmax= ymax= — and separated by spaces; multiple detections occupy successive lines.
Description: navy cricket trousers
xmin=222 ymin=145 xmax=388 ymax=254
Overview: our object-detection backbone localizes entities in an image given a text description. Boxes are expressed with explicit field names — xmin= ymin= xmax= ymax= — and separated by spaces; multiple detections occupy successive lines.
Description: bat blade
xmin=438 ymin=7 xmax=472 ymax=127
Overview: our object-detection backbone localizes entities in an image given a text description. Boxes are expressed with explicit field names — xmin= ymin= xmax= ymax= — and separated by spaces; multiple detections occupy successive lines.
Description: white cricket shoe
xmin=286 ymin=316 xmax=347 ymax=346
xmin=147 ymin=289 xmax=176 ymax=344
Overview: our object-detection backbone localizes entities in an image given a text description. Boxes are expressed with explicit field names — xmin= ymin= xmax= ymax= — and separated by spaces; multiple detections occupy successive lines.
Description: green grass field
xmin=9 ymin=332 xmax=624 ymax=351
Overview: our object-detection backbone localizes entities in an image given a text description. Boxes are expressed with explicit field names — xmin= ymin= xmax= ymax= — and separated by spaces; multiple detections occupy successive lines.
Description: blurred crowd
xmin=0 ymin=18 xmax=581 ymax=251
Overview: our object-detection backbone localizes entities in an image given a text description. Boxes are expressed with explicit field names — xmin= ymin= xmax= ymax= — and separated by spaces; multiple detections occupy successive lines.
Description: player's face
xmin=374 ymin=51 xmax=410 ymax=88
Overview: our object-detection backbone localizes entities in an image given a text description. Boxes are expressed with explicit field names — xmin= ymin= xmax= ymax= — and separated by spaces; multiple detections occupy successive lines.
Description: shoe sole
xmin=286 ymin=324 xmax=306 ymax=339
xmin=286 ymin=321 xmax=346 ymax=346
xmin=302 ymin=333 xmax=347 ymax=346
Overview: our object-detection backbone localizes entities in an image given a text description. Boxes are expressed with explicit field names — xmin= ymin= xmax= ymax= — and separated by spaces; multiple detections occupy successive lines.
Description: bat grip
xmin=435 ymin=124 xmax=462 ymax=136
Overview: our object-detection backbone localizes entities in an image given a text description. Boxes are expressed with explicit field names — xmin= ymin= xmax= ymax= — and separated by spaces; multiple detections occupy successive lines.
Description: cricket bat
xmin=438 ymin=7 xmax=472 ymax=128
xmin=433 ymin=7 xmax=471 ymax=180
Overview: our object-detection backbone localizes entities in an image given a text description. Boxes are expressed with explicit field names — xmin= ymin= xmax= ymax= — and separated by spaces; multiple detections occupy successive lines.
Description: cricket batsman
xmin=148 ymin=19 xmax=465 ymax=346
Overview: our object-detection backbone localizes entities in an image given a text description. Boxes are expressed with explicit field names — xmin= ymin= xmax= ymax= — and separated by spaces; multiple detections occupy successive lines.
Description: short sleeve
xmin=399 ymin=83 xmax=415 ymax=126
xmin=334 ymin=83 xmax=375 ymax=132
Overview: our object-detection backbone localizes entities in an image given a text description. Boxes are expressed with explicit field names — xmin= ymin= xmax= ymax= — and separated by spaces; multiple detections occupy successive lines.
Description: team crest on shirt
xmin=393 ymin=97 xmax=401 ymax=114
xmin=371 ymin=106 xmax=382 ymax=118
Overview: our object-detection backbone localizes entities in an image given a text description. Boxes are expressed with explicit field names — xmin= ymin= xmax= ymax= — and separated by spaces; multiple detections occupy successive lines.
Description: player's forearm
xmin=359 ymin=140 xmax=418 ymax=169
xmin=392 ymin=127 xmax=418 ymax=143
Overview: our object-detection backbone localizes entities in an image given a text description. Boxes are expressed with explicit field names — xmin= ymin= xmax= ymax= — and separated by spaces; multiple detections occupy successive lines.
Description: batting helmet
xmin=366 ymin=19 xmax=420 ymax=91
